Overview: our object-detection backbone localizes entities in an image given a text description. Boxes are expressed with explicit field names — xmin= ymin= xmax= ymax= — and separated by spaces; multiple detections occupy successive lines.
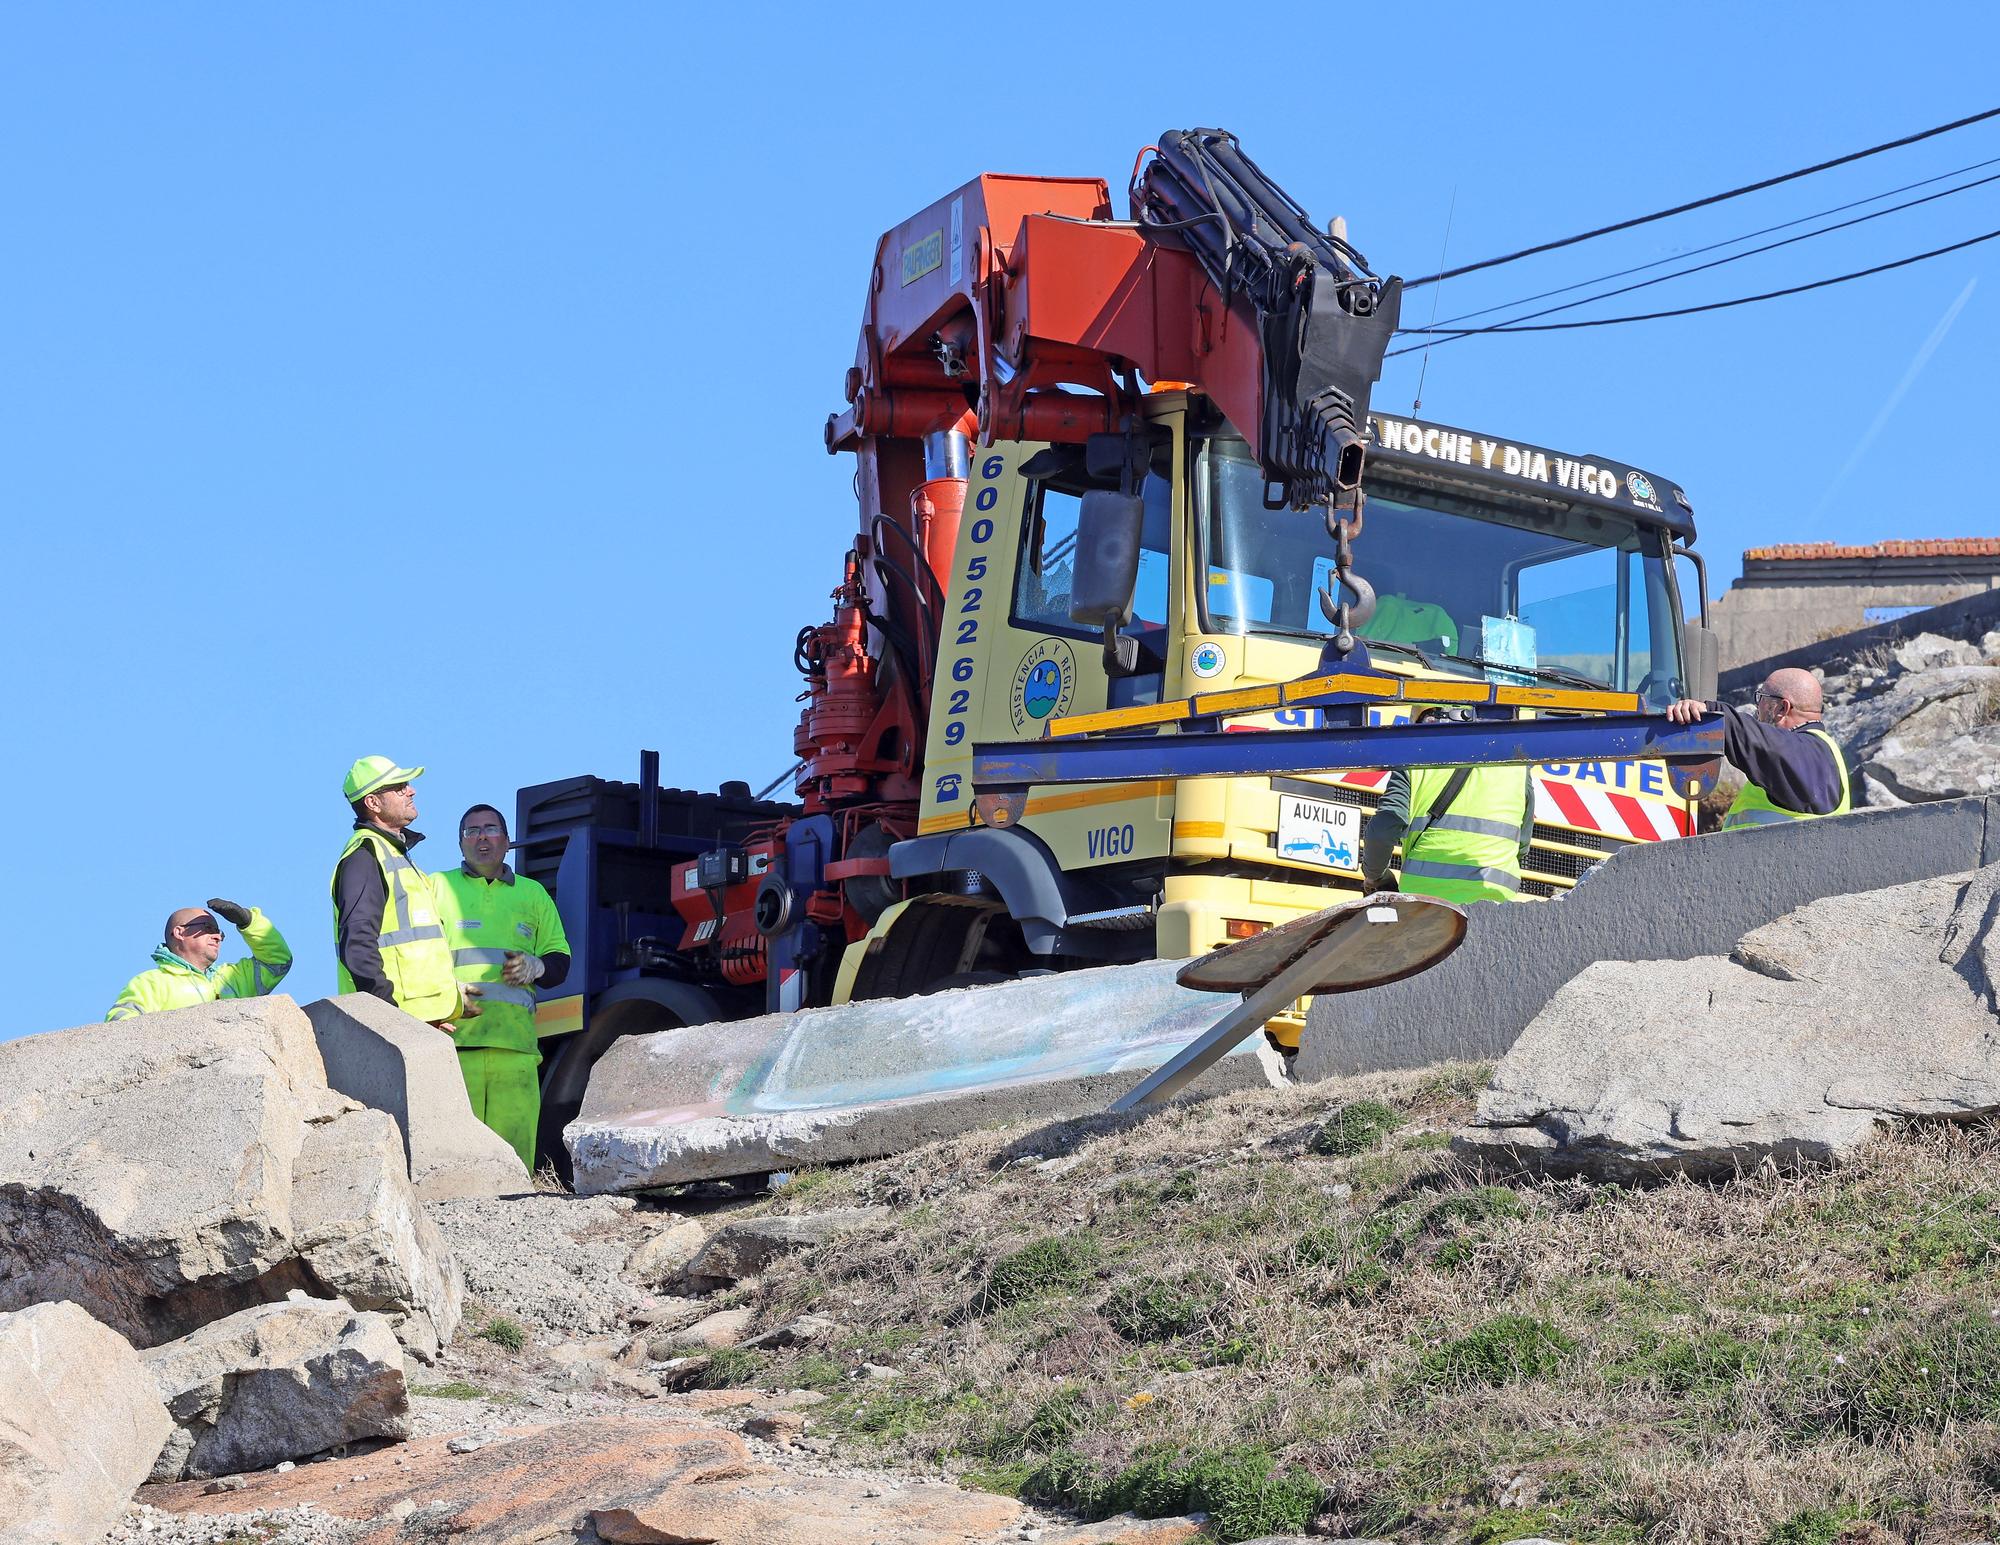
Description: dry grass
xmin=691 ymin=1068 xmax=2000 ymax=1544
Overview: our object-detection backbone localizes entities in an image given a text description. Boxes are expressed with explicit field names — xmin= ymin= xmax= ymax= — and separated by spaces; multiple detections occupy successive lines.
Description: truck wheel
xmin=848 ymin=898 xmax=1025 ymax=1001
xmin=536 ymin=980 xmax=722 ymax=1187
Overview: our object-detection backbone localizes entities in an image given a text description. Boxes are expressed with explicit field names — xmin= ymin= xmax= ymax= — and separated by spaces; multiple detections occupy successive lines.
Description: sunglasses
xmin=177 ymin=916 xmax=222 ymax=937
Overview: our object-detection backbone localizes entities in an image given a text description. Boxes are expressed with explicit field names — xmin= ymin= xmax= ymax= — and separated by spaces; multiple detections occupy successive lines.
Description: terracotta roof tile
xmin=1743 ymin=538 xmax=2000 ymax=561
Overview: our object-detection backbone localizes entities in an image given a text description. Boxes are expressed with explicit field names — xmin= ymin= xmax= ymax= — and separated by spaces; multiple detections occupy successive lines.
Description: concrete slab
xmin=565 ymin=960 xmax=1286 ymax=1192
xmin=303 ymin=995 xmax=527 ymax=1202
xmin=1300 ymin=794 xmax=2000 ymax=1080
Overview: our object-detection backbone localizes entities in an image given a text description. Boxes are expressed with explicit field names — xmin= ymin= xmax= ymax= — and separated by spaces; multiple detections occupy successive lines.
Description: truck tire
xmin=847 ymin=897 xmax=1025 ymax=1001
xmin=536 ymin=979 xmax=723 ymax=1186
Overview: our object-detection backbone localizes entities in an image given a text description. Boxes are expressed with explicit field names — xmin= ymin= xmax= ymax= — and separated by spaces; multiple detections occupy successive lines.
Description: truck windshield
xmin=1196 ymin=437 xmax=1684 ymax=700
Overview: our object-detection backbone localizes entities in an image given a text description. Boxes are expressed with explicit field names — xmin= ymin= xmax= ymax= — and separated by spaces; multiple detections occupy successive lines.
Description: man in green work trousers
xmin=429 ymin=802 xmax=570 ymax=1171
xmin=106 ymin=900 xmax=291 ymax=1019
xmin=332 ymin=756 xmax=479 ymax=1029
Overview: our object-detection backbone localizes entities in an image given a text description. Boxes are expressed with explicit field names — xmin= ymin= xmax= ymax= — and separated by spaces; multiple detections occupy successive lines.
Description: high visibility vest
xmin=106 ymin=908 xmax=292 ymax=1020
xmin=331 ymin=828 xmax=459 ymax=1022
xmin=1722 ymin=726 xmax=1852 ymax=830
xmin=429 ymin=865 xmax=569 ymax=1056
xmin=1399 ymin=764 xmax=1533 ymax=904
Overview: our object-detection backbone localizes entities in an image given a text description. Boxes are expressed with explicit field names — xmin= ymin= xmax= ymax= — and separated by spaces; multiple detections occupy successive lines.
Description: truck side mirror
xmin=1069 ymin=489 xmax=1145 ymax=677
xmin=1681 ymin=619 xmax=1719 ymax=702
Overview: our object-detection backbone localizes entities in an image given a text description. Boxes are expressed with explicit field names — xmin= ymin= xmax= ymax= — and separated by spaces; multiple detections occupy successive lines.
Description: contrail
xmin=1812 ymin=275 xmax=1977 ymax=518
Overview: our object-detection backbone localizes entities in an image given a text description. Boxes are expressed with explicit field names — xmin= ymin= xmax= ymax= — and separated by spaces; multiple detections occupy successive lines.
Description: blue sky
xmin=4 ymin=6 xmax=1996 ymax=1038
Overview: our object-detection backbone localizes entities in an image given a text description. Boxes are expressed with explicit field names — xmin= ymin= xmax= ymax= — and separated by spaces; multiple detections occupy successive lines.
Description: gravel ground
xmin=428 ymin=1193 xmax=651 ymax=1336
xmin=110 ymin=1502 xmax=364 ymax=1544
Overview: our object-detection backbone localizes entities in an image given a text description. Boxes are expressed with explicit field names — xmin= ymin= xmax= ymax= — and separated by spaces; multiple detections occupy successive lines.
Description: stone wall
xmin=1712 ymin=578 xmax=1993 ymax=669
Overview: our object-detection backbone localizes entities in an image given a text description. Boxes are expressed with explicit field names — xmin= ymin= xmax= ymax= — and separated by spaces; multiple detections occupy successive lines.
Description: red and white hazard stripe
xmin=1317 ymin=767 xmax=1686 ymax=842
xmin=1534 ymin=775 xmax=1689 ymax=841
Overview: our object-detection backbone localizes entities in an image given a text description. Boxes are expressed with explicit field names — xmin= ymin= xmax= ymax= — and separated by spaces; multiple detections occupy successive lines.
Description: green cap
xmin=343 ymin=755 xmax=425 ymax=802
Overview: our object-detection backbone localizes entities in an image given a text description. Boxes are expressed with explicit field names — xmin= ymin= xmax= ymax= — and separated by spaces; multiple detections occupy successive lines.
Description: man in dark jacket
xmin=1665 ymin=668 xmax=1852 ymax=829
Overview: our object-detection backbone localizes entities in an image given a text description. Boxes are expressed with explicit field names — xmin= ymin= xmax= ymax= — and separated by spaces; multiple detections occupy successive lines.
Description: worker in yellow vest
xmin=429 ymin=803 xmax=570 ymax=1170
xmin=331 ymin=756 xmax=479 ymax=1028
xmin=106 ymin=900 xmax=291 ymax=1020
xmin=1665 ymin=668 xmax=1851 ymax=829
xmin=1359 ymin=706 xmax=1534 ymax=904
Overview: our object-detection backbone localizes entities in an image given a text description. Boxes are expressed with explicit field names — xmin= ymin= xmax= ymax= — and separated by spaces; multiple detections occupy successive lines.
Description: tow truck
xmin=514 ymin=129 xmax=1724 ymax=1162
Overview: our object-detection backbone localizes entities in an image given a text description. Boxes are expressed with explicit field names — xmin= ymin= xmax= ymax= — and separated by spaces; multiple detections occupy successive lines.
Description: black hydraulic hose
xmin=868 ymin=516 xmax=943 ymax=682
xmin=860 ymin=601 xmax=929 ymax=738
xmin=870 ymin=514 xmax=946 ymax=619
xmin=867 ymin=545 xmax=937 ymax=695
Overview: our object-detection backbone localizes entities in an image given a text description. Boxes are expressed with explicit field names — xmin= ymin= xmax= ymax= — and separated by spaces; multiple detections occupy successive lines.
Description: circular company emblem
xmin=1010 ymin=639 xmax=1077 ymax=733
xmin=1626 ymin=471 xmax=1660 ymax=509
xmin=1190 ymin=641 xmax=1226 ymax=679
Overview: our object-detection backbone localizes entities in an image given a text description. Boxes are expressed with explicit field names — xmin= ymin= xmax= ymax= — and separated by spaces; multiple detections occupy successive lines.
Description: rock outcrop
xmin=1815 ymin=631 xmax=2000 ymax=807
xmin=682 ymin=1209 xmax=889 ymax=1288
xmin=1456 ymin=868 xmax=2000 ymax=1179
xmin=304 ymin=994 xmax=528 ymax=1202
xmin=143 ymin=1298 xmax=407 ymax=1482
xmin=0 ymin=996 xmax=343 ymax=1344
xmin=289 ymin=1108 xmax=463 ymax=1361
xmin=146 ymin=1412 xmax=1032 ymax=1545
xmin=0 ymin=1301 xmax=170 ymax=1545
xmin=0 ymin=997 xmax=461 ymax=1363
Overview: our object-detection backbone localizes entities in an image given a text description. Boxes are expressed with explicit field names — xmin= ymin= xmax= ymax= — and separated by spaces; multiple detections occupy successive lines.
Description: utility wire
xmin=1393 ymin=226 xmax=2000 ymax=334
xmin=1420 ymin=151 xmax=2000 ymax=333
xmin=1403 ymin=105 xmax=2000 ymax=289
xmin=1410 ymin=185 xmax=1456 ymax=412
xmin=1386 ymin=166 xmax=2000 ymax=356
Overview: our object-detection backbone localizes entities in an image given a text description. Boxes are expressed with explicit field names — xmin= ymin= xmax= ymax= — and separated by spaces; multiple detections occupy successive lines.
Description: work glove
xmin=207 ymin=898 xmax=254 ymax=927
xmin=456 ymin=983 xmax=485 ymax=1020
xmin=501 ymin=951 xmax=545 ymax=987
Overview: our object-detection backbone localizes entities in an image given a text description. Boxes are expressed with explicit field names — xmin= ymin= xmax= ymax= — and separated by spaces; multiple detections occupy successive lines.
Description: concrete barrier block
xmin=566 ymin=959 xmax=1286 ymax=1192
xmin=1300 ymin=794 xmax=1999 ymax=1080
xmin=303 ymin=995 xmax=527 ymax=1202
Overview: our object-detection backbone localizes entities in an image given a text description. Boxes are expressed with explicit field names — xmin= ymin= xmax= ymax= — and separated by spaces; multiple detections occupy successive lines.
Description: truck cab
xmin=864 ymin=401 xmax=1711 ymax=1042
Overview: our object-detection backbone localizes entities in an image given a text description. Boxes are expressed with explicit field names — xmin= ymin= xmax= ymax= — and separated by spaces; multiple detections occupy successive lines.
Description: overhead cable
xmin=1420 ymin=151 xmax=2000 ymax=333
xmin=1392 ymin=226 xmax=2000 ymax=334
xmin=1386 ymin=167 xmax=2000 ymax=356
xmin=1403 ymin=105 xmax=2000 ymax=289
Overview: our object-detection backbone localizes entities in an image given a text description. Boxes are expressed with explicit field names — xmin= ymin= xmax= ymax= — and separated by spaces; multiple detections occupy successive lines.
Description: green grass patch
xmin=412 ymin=1380 xmax=497 ymax=1401
xmin=1610 ymin=1329 xmax=1762 ymax=1398
xmin=773 ymin=1167 xmax=836 ymax=1204
xmin=959 ymin=1460 xmax=1033 ymax=1497
xmin=1471 ymin=1506 xmax=1569 ymax=1545
xmin=1419 ymin=1186 xmax=1526 ymax=1233
xmin=475 ymin=1315 xmax=525 ymax=1351
xmin=1875 ymin=1195 xmax=2000 ymax=1281
xmin=1102 ymin=1276 xmax=1214 ymax=1343
xmin=789 ymin=1351 xmax=848 ymax=1391
xmin=1021 ymin=1444 xmax=1323 ymax=1544
xmin=1765 ymin=1505 xmax=1864 ymax=1545
xmin=683 ymin=1346 xmax=769 ymax=1389
xmin=1160 ymin=1168 xmax=1201 ymax=1203
xmin=1825 ymin=1308 xmax=2000 ymax=1436
xmin=1307 ymin=1100 xmax=1404 ymax=1157
xmin=1418 ymin=1314 xmax=1575 ymax=1387
xmin=981 ymin=1233 xmax=1100 ymax=1310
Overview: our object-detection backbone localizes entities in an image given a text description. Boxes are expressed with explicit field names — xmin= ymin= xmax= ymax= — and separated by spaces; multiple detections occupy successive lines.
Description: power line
xmin=1403 ymin=105 xmax=2000 ymax=289
xmin=1393 ymin=226 xmax=2000 ymax=334
xmin=1386 ymin=166 xmax=2000 ymax=357
xmin=1420 ymin=151 xmax=2000 ymax=333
